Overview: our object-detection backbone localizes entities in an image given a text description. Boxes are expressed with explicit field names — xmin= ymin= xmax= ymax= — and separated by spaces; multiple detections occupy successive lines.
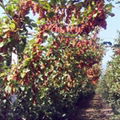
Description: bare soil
xmin=70 ymin=94 xmax=113 ymax=120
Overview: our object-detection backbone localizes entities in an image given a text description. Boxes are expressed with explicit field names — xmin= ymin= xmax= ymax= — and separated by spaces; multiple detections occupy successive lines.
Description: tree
xmin=0 ymin=0 xmax=112 ymax=119
xmin=98 ymin=32 xmax=120 ymax=119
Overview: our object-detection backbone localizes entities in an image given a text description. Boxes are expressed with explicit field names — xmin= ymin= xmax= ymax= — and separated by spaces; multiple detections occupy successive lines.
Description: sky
xmin=99 ymin=3 xmax=120 ymax=72
xmin=99 ymin=3 xmax=120 ymax=44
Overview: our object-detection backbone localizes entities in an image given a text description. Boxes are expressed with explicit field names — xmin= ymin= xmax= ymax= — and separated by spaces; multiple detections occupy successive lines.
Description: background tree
xmin=98 ymin=31 xmax=120 ymax=119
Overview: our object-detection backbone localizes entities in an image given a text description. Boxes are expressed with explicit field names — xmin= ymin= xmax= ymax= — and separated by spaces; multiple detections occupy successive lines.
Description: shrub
xmin=0 ymin=0 xmax=110 ymax=119
xmin=0 ymin=38 xmax=102 ymax=120
xmin=98 ymin=55 xmax=120 ymax=114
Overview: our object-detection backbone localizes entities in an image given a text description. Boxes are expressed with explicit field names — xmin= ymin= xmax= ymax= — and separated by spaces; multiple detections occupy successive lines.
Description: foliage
xmin=98 ymin=55 xmax=120 ymax=114
xmin=0 ymin=0 xmax=111 ymax=119
xmin=110 ymin=114 xmax=120 ymax=120
xmin=98 ymin=32 xmax=120 ymax=116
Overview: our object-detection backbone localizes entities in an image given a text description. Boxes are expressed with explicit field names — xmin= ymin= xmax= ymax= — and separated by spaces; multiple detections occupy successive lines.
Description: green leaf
xmin=47 ymin=12 xmax=55 ymax=18
xmin=105 ymin=3 xmax=114 ymax=12
xmin=9 ymin=22 xmax=16 ymax=30
xmin=39 ymin=1 xmax=51 ymax=11
xmin=50 ymin=0 xmax=57 ymax=5
xmin=21 ymin=68 xmax=30 ymax=78
xmin=0 ymin=42 xmax=4 ymax=47
xmin=5 ymin=85 xmax=12 ymax=94
xmin=37 ymin=18 xmax=46 ymax=25
xmin=31 ymin=23 xmax=37 ymax=27
xmin=23 ymin=58 xmax=31 ymax=67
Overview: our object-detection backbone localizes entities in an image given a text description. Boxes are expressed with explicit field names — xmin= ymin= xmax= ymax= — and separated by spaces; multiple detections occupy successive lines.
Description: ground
xmin=71 ymin=94 xmax=113 ymax=120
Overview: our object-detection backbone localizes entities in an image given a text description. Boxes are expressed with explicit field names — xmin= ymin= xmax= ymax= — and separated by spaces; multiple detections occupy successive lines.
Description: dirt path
xmin=71 ymin=94 xmax=113 ymax=120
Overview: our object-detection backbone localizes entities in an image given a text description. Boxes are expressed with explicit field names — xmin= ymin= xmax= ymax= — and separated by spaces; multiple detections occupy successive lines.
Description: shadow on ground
xmin=70 ymin=94 xmax=113 ymax=120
